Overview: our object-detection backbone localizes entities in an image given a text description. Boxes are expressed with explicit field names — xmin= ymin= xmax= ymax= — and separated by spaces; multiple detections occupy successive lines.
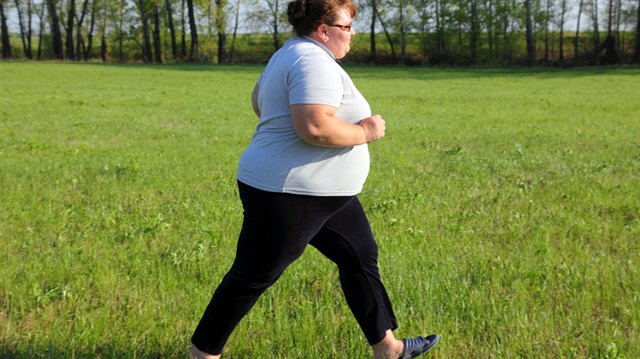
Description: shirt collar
xmin=301 ymin=36 xmax=336 ymax=60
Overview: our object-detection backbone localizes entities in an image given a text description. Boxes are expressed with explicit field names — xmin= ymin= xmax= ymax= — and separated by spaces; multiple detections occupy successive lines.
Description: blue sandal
xmin=401 ymin=334 xmax=440 ymax=358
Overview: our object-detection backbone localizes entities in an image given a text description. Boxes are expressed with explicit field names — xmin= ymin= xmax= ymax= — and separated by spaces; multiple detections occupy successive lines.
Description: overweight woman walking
xmin=189 ymin=1 xmax=439 ymax=358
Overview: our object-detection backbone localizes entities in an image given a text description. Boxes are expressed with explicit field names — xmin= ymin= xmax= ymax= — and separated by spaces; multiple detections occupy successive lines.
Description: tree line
xmin=1 ymin=0 xmax=639 ymax=66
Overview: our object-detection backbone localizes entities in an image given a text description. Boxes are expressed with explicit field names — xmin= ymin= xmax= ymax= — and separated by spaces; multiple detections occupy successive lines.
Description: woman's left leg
xmin=309 ymin=196 xmax=398 ymax=346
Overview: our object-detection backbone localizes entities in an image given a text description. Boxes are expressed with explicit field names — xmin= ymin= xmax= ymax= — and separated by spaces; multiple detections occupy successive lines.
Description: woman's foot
xmin=372 ymin=330 xmax=405 ymax=358
xmin=189 ymin=345 xmax=220 ymax=359
xmin=372 ymin=330 xmax=440 ymax=359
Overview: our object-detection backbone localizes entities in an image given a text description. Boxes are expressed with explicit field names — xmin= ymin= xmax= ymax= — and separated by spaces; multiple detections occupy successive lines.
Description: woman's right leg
xmin=190 ymin=182 xmax=353 ymax=355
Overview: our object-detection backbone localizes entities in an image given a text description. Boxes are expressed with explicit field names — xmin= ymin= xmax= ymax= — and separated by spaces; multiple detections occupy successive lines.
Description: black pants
xmin=191 ymin=181 xmax=398 ymax=355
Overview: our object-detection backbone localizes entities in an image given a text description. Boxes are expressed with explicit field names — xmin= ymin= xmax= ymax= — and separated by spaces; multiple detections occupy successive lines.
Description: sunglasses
xmin=328 ymin=24 xmax=352 ymax=32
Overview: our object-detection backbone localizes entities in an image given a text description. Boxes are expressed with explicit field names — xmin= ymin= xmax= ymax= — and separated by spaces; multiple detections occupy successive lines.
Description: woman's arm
xmin=251 ymin=84 xmax=260 ymax=118
xmin=291 ymin=104 xmax=386 ymax=147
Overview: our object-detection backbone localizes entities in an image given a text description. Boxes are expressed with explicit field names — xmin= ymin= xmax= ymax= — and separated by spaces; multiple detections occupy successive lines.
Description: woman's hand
xmin=359 ymin=114 xmax=386 ymax=143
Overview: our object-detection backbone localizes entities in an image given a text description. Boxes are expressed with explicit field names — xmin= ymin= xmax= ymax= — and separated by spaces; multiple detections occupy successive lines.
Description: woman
xmin=190 ymin=1 xmax=439 ymax=358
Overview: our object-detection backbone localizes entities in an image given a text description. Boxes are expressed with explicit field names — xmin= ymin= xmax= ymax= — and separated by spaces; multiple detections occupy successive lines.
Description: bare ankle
xmin=372 ymin=330 xmax=404 ymax=359
xmin=189 ymin=345 xmax=220 ymax=359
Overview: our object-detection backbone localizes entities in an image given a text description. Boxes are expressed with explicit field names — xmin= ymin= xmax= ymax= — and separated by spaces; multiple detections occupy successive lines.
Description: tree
xmin=434 ymin=0 xmax=446 ymax=61
xmin=186 ymin=0 xmax=197 ymax=61
xmin=415 ymin=0 xmax=433 ymax=63
xmin=525 ymin=0 xmax=536 ymax=64
xmin=486 ymin=0 xmax=496 ymax=57
xmin=634 ymin=0 xmax=640 ymax=62
xmin=14 ymin=0 xmax=33 ymax=59
xmin=397 ymin=0 xmax=408 ymax=65
xmin=376 ymin=2 xmax=396 ymax=63
xmin=179 ymin=0 xmax=186 ymax=58
xmin=165 ymin=0 xmax=178 ymax=60
xmin=47 ymin=0 xmax=64 ymax=59
xmin=228 ymin=0 xmax=241 ymax=62
xmin=265 ymin=0 xmax=281 ymax=52
xmin=368 ymin=0 xmax=378 ymax=62
xmin=558 ymin=0 xmax=567 ymax=65
xmin=0 ymin=0 xmax=11 ymax=59
xmin=469 ymin=0 xmax=481 ymax=64
xmin=98 ymin=0 xmax=109 ymax=61
xmin=575 ymin=0 xmax=584 ymax=64
xmin=84 ymin=0 xmax=98 ymax=60
xmin=115 ymin=0 xmax=126 ymax=62
xmin=66 ymin=0 xmax=76 ymax=59
xmin=591 ymin=0 xmax=600 ymax=63
xmin=152 ymin=1 xmax=162 ymax=63
xmin=36 ymin=0 xmax=45 ymax=59
xmin=75 ymin=0 xmax=90 ymax=60
xmin=216 ymin=0 xmax=228 ymax=63
xmin=394 ymin=0 xmax=419 ymax=65
xmin=137 ymin=0 xmax=153 ymax=62
xmin=542 ymin=0 xmax=553 ymax=63
xmin=602 ymin=0 xmax=620 ymax=63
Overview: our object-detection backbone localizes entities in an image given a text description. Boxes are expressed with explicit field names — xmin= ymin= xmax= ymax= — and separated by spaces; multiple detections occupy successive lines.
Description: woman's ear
xmin=312 ymin=24 xmax=330 ymax=43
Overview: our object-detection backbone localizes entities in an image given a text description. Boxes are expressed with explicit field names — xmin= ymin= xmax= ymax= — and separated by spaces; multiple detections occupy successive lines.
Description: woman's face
xmin=323 ymin=7 xmax=355 ymax=59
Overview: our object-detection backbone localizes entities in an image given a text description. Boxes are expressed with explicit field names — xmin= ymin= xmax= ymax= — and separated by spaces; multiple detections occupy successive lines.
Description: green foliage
xmin=1 ymin=63 xmax=639 ymax=358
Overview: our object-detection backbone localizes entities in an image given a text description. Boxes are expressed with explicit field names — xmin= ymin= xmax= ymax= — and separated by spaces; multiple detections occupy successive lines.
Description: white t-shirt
xmin=237 ymin=36 xmax=371 ymax=196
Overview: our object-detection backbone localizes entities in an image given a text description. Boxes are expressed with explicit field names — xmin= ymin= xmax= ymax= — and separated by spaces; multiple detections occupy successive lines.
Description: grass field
xmin=1 ymin=62 xmax=639 ymax=358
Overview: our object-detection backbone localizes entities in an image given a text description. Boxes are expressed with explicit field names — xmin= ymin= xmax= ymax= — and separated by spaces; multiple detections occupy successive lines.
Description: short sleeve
xmin=287 ymin=54 xmax=343 ymax=108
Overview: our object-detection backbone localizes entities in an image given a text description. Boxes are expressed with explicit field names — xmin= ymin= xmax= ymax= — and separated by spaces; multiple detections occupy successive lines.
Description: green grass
xmin=1 ymin=62 xmax=639 ymax=358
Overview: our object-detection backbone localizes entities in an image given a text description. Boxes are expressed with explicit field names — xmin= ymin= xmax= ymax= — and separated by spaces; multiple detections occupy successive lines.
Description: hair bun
xmin=287 ymin=0 xmax=306 ymax=25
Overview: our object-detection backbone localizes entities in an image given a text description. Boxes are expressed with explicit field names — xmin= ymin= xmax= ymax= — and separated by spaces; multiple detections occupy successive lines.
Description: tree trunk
xmin=602 ymin=0 xmax=619 ymax=64
xmin=592 ymin=0 xmax=600 ymax=63
xmin=559 ymin=0 xmax=566 ymax=65
xmin=75 ymin=0 xmax=89 ymax=61
xmin=216 ymin=0 xmax=228 ymax=62
xmin=36 ymin=1 xmax=45 ymax=59
xmin=85 ymin=0 xmax=97 ymax=60
xmin=27 ymin=0 xmax=32 ymax=57
xmin=544 ymin=0 xmax=551 ymax=63
xmin=181 ymin=0 xmax=187 ymax=59
xmin=14 ymin=0 xmax=32 ymax=58
xmin=47 ymin=0 xmax=64 ymax=59
xmin=375 ymin=7 xmax=395 ymax=63
xmin=100 ymin=1 xmax=107 ymax=61
xmin=575 ymin=0 xmax=583 ymax=64
xmin=525 ymin=0 xmax=535 ymax=65
xmin=138 ymin=0 xmax=152 ymax=62
xmin=186 ymin=0 xmax=198 ymax=61
xmin=228 ymin=0 xmax=240 ymax=62
xmin=399 ymin=1 xmax=405 ymax=65
xmin=419 ymin=6 xmax=428 ymax=62
xmin=269 ymin=0 xmax=279 ymax=52
xmin=101 ymin=32 xmax=107 ymax=61
xmin=369 ymin=0 xmax=377 ymax=63
xmin=118 ymin=0 xmax=125 ymax=62
xmin=470 ymin=0 xmax=480 ymax=64
xmin=487 ymin=0 xmax=494 ymax=54
xmin=0 ymin=0 xmax=11 ymax=59
xmin=165 ymin=0 xmax=178 ymax=60
xmin=634 ymin=0 xmax=640 ymax=63
xmin=66 ymin=0 xmax=76 ymax=60
xmin=614 ymin=0 xmax=622 ymax=57
xmin=435 ymin=0 xmax=445 ymax=59
xmin=152 ymin=3 xmax=162 ymax=63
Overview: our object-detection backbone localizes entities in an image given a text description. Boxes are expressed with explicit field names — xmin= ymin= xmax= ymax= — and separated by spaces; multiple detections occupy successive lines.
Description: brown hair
xmin=287 ymin=0 xmax=357 ymax=37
